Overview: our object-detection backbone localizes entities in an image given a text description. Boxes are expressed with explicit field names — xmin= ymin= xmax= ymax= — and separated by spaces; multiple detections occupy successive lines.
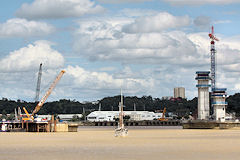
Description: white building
xmin=37 ymin=114 xmax=83 ymax=121
xmin=87 ymin=111 xmax=163 ymax=122
xmin=58 ymin=114 xmax=83 ymax=121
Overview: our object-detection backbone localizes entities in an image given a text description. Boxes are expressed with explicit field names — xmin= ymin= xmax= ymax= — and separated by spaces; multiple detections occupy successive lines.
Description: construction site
xmin=0 ymin=26 xmax=240 ymax=132
xmin=183 ymin=26 xmax=240 ymax=129
xmin=0 ymin=68 xmax=78 ymax=132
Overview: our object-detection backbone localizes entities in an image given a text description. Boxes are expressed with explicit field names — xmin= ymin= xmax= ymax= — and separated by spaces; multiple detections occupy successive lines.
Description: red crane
xmin=209 ymin=26 xmax=219 ymax=42
xmin=209 ymin=26 xmax=219 ymax=91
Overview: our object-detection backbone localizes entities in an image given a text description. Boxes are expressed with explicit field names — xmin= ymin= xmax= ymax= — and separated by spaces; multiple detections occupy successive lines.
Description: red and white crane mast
xmin=209 ymin=26 xmax=219 ymax=91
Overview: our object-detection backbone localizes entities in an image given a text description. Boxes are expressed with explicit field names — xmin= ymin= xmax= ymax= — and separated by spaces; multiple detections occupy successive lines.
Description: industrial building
xmin=174 ymin=87 xmax=185 ymax=99
xmin=196 ymin=71 xmax=211 ymax=120
xmin=87 ymin=111 xmax=163 ymax=122
xmin=37 ymin=114 xmax=83 ymax=121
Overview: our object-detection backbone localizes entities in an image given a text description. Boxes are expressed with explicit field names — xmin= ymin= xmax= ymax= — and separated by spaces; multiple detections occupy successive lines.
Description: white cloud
xmin=63 ymin=65 xmax=154 ymax=98
xmin=73 ymin=18 xmax=204 ymax=67
xmin=65 ymin=65 xmax=153 ymax=90
xmin=122 ymin=12 xmax=190 ymax=33
xmin=0 ymin=68 xmax=67 ymax=101
xmin=98 ymin=0 xmax=152 ymax=3
xmin=214 ymin=20 xmax=232 ymax=24
xmin=0 ymin=41 xmax=64 ymax=72
xmin=16 ymin=0 xmax=105 ymax=20
xmin=72 ymin=15 xmax=240 ymax=99
xmin=163 ymin=0 xmax=240 ymax=5
xmin=74 ymin=16 xmax=240 ymax=70
xmin=119 ymin=8 xmax=158 ymax=17
xmin=0 ymin=18 xmax=55 ymax=38
xmin=194 ymin=16 xmax=211 ymax=30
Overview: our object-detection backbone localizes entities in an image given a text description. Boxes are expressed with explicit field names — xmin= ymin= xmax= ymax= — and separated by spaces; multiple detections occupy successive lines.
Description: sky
xmin=0 ymin=0 xmax=240 ymax=102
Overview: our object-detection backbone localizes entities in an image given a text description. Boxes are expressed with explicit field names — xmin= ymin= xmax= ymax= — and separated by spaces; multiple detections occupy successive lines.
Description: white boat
xmin=115 ymin=90 xmax=128 ymax=137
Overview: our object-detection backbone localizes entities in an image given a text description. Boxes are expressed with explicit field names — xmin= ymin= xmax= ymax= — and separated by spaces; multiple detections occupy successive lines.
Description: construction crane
xmin=157 ymin=107 xmax=168 ymax=121
xmin=34 ymin=63 xmax=42 ymax=102
xmin=22 ymin=70 xmax=65 ymax=121
xmin=209 ymin=26 xmax=219 ymax=91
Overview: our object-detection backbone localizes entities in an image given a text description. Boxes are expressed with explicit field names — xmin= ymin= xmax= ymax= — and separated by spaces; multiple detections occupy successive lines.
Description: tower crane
xmin=34 ymin=63 xmax=42 ymax=102
xmin=209 ymin=26 xmax=219 ymax=91
xmin=22 ymin=70 xmax=65 ymax=121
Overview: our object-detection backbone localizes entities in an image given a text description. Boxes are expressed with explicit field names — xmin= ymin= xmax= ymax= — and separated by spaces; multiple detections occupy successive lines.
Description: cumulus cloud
xmin=72 ymin=15 xmax=240 ymax=98
xmin=74 ymin=16 xmax=240 ymax=70
xmin=122 ymin=12 xmax=190 ymax=33
xmin=98 ymin=0 xmax=152 ymax=3
xmin=194 ymin=16 xmax=211 ymax=30
xmin=63 ymin=65 xmax=154 ymax=99
xmin=0 ymin=41 xmax=64 ymax=72
xmin=16 ymin=0 xmax=105 ymax=20
xmin=0 ymin=68 xmax=67 ymax=101
xmin=73 ymin=18 xmax=204 ymax=67
xmin=65 ymin=65 xmax=153 ymax=89
xmin=0 ymin=18 xmax=55 ymax=38
xmin=119 ymin=8 xmax=158 ymax=17
xmin=163 ymin=0 xmax=240 ymax=5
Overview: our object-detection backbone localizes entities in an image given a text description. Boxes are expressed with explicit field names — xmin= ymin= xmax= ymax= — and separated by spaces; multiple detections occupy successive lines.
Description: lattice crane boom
xmin=35 ymin=63 xmax=42 ymax=102
xmin=209 ymin=26 xmax=219 ymax=91
xmin=32 ymin=70 xmax=65 ymax=116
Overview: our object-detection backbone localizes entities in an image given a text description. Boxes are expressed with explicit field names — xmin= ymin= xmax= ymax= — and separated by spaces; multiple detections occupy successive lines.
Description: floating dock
xmin=182 ymin=120 xmax=240 ymax=129
xmin=87 ymin=120 xmax=181 ymax=127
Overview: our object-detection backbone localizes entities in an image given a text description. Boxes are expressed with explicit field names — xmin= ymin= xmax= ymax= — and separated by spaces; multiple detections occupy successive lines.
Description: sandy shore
xmin=1 ymin=128 xmax=240 ymax=160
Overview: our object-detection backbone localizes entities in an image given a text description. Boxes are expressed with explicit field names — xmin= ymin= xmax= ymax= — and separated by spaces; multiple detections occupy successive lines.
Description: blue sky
xmin=0 ymin=0 xmax=240 ymax=102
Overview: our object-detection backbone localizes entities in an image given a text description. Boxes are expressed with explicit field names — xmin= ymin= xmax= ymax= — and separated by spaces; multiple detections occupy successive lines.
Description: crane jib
xmin=31 ymin=70 xmax=65 ymax=116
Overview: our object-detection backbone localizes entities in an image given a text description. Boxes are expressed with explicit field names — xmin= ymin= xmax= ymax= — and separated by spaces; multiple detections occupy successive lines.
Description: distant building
xmin=174 ymin=87 xmax=185 ymax=99
xmin=161 ymin=96 xmax=173 ymax=100
xmin=87 ymin=111 xmax=163 ymax=122
xmin=37 ymin=114 xmax=82 ymax=121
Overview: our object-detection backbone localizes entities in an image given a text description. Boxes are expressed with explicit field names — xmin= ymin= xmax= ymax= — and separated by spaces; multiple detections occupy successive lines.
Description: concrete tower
xmin=212 ymin=88 xmax=227 ymax=122
xmin=196 ymin=71 xmax=211 ymax=120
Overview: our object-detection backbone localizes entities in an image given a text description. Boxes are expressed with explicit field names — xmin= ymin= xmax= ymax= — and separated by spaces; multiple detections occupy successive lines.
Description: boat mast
xmin=119 ymin=89 xmax=124 ymax=128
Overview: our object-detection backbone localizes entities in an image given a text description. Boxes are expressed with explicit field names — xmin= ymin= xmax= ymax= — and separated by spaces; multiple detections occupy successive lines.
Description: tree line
xmin=0 ymin=93 xmax=240 ymax=118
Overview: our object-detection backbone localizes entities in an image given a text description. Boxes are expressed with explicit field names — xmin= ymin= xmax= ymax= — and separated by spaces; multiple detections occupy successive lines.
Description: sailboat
xmin=114 ymin=90 xmax=128 ymax=137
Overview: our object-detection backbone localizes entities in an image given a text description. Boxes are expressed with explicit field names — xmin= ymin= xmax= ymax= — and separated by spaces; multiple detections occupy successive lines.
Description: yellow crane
xmin=157 ymin=107 xmax=168 ymax=121
xmin=22 ymin=70 xmax=65 ymax=121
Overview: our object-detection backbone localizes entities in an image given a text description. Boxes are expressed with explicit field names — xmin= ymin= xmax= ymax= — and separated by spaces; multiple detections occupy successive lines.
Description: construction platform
xmin=0 ymin=121 xmax=76 ymax=132
xmin=182 ymin=120 xmax=240 ymax=129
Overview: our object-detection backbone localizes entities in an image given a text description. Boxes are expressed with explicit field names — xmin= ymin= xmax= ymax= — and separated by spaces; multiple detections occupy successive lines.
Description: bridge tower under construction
xmin=196 ymin=71 xmax=211 ymax=120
